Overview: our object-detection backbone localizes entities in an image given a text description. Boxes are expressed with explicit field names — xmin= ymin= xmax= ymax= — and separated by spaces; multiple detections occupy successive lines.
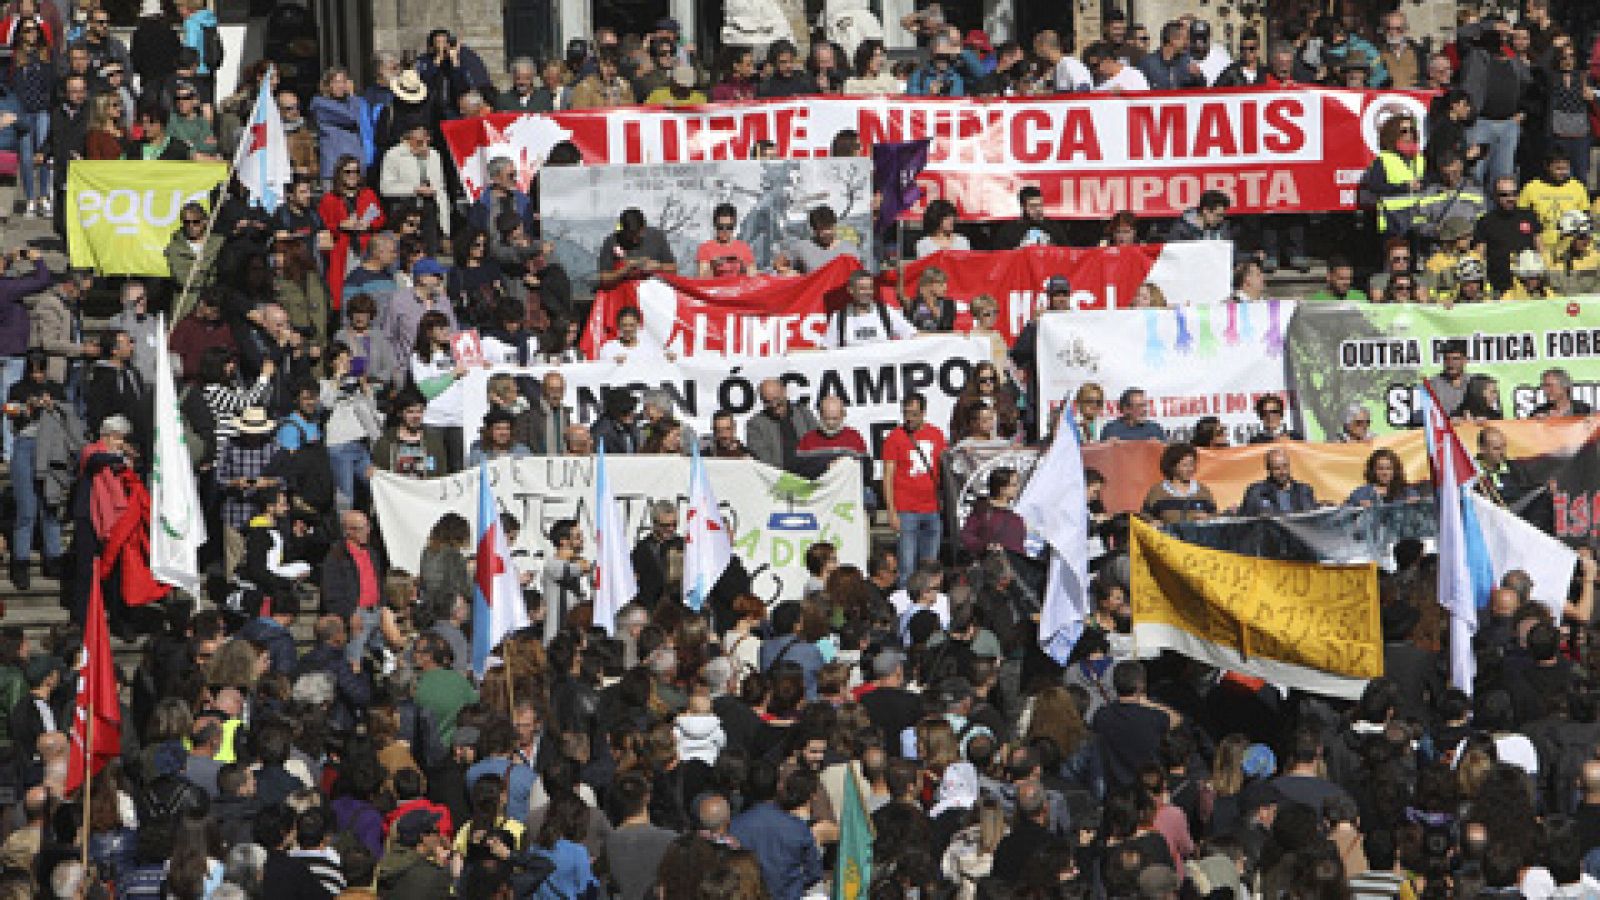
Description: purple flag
xmin=872 ymin=139 xmax=931 ymax=234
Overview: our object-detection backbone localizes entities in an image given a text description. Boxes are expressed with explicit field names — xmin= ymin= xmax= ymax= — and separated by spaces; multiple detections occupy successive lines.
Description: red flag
xmin=65 ymin=569 xmax=121 ymax=796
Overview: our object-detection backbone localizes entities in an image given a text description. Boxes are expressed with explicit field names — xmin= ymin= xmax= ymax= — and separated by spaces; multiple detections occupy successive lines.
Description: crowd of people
xmin=0 ymin=0 xmax=1594 ymax=899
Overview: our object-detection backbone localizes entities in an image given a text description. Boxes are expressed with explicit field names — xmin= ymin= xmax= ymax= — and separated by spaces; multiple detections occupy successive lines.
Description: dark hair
xmin=1111 ymin=660 xmax=1146 ymax=697
xmin=853 ymin=39 xmax=885 ymax=76
xmin=1158 ymin=442 xmax=1197 ymax=480
xmin=1018 ymin=186 xmax=1042 ymax=206
xmin=412 ymin=310 xmax=451 ymax=361
xmin=1363 ymin=448 xmax=1408 ymax=500
xmin=921 ymin=198 xmax=958 ymax=234
xmin=619 ymin=208 xmax=646 ymax=232
xmin=611 ymin=771 xmax=652 ymax=820
xmin=296 ymin=807 xmax=330 ymax=849
xmin=903 ymin=391 xmax=927 ymax=412
xmin=808 ymin=205 xmax=837 ymax=229
xmin=712 ymin=202 xmax=736 ymax=224
xmin=1199 ymin=189 xmax=1230 ymax=212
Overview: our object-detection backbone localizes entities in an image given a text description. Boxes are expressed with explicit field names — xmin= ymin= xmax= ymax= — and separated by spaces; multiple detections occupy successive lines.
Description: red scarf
xmin=96 ymin=468 xmax=170 ymax=608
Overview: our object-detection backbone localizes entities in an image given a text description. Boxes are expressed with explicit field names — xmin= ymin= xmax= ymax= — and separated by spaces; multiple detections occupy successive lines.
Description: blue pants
xmin=896 ymin=512 xmax=943 ymax=584
xmin=328 ymin=440 xmax=373 ymax=510
xmin=0 ymin=356 xmax=24 ymax=462
xmin=1468 ymin=117 xmax=1522 ymax=187
xmin=18 ymin=111 xmax=48 ymax=202
xmin=10 ymin=433 xmax=61 ymax=563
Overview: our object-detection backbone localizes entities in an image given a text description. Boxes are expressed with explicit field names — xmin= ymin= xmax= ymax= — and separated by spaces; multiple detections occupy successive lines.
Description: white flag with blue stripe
xmin=683 ymin=441 xmax=732 ymax=611
xmin=234 ymin=66 xmax=291 ymax=213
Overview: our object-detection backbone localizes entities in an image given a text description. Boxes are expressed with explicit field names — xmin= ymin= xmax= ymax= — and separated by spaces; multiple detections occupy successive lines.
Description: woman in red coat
xmin=318 ymin=152 xmax=386 ymax=313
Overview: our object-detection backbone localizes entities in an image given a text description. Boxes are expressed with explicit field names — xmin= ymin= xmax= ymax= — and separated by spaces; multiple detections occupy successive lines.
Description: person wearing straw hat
xmin=382 ymin=69 xmax=432 ymax=148
xmin=214 ymin=406 xmax=285 ymax=577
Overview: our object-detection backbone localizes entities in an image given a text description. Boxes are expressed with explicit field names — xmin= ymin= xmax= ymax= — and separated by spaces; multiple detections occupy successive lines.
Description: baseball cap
xmin=1190 ymin=20 xmax=1212 ymax=39
xmin=412 ymin=258 xmax=447 ymax=279
xmin=395 ymin=809 xmax=442 ymax=846
xmin=872 ymin=649 xmax=906 ymax=678
xmin=1046 ymin=275 xmax=1072 ymax=294
xmin=964 ymin=30 xmax=993 ymax=53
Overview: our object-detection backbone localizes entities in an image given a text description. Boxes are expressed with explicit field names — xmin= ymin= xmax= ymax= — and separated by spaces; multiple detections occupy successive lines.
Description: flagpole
xmin=172 ymin=65 xmax=277 ymax=329
xmin=78 ymin=703 xmax=93 ymax=870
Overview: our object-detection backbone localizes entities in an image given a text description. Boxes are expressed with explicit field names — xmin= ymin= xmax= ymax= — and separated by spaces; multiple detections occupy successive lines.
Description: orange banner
xmin=1084 ymin=417 xmax=1600 ymax=514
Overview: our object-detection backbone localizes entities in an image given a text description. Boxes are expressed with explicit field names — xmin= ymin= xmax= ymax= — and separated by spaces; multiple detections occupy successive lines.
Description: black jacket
xmin=631 ymin=535 xmax=684 ymax=610
xmin=320 ymin=540 xmax=387 ymax=620
xmin=294 ymin=641 xmax=373 ymax=730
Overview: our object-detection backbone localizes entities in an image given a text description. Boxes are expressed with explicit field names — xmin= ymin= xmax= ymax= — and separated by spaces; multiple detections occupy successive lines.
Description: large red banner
xmin=442 ymin=88 xmax=1429 ymax=221
xmin=582 ymin=243 xmax=1232 ymax=357
xmin=583 ymin=255 xmax=858 ymax=359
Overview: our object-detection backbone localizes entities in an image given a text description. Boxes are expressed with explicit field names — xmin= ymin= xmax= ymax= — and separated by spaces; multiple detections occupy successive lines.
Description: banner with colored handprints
xmin=1037 ymin=302 xmax=1295 ymax=443
xmin=1129 ymin=516 xmax=1382 ymax=700
xmin=1287 ymin=298 xmax=1600 ymax=439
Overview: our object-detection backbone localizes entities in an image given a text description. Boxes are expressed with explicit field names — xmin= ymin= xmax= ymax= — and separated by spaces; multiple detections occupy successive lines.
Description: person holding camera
xmin=908 ymin=35 xmax=967 ymax=96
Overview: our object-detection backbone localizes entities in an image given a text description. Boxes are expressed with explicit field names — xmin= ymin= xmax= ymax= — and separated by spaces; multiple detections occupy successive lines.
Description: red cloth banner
xmin=442 ymin=88 xmax=1430 ymax=220
xmin=583 ymin=255 xmax=859 ymax=359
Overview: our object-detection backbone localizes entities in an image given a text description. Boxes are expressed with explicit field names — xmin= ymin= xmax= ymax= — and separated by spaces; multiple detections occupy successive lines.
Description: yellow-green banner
xmin=1129 ymin=516 xmax=1382 ymax=698
xmin=65 ymin=160 xmax=229 ymax=276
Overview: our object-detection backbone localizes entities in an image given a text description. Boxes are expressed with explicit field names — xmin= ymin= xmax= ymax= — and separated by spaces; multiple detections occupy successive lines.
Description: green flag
xmin=834 ymin=764 xmax=873 ymax=900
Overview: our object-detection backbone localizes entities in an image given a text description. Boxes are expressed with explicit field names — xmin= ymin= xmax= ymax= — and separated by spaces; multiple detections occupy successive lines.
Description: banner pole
xmin=79 ymin=702 xmax=93 ymax=870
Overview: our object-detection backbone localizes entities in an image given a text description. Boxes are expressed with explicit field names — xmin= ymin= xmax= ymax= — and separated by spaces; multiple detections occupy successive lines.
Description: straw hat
xmin=393 ymin=69 xmax=428 ymax=104
xmin=233 ymin=407 xmax=275 ymax=435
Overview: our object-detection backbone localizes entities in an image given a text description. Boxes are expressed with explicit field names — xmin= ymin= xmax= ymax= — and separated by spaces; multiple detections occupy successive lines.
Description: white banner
xmin=371 ymin=456 xmax=869 ymax=606
xmin=1037 ymin=302 xmax=1296 ymax=444
xmin=462 ymin=334 xmax=991 ymax=458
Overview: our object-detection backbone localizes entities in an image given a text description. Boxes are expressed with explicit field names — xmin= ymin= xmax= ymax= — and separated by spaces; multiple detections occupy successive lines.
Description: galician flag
xmin=235 ymin=65 xmax=291 ymax=213
xmin=592 ymin=444 xmax=637 ymax=635
xmin=472 ymin=461 xmax=529 ymax=676
xmin=1014 ymin=403 xmax=1092 ymax=664
xmin=149 ymin=314 xmax=205 ymax=596
xmin=1421 ymin=381 xmax=1495 ymax=693
xmin=683 ymin=441 xmax=732 ymax=611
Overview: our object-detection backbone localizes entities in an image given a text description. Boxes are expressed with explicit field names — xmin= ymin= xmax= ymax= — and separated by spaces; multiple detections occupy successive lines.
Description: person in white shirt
xmin=1187 ymin=19 xmax=1232 ymax=86
xmin=597 ymin=305 xmax=675 ymax=364
xmin=1032 ymin=30 xmax=1091 ymax=92
xmin=1085 ymin=41 xmax=1149 ymax=92
xmin=821 ymin=269 xmax=917 ymax=349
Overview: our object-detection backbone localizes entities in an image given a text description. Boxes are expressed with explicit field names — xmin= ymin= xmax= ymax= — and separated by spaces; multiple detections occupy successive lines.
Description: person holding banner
xmin=1140 ymin=443 xmax=1216 ymax=524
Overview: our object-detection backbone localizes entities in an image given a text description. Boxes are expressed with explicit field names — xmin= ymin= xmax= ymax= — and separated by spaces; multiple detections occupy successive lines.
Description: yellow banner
xmin=1129 ymin=517 xmax=1383 ymax=691
xmin=65 ymin=160 xmax=229 ymax=276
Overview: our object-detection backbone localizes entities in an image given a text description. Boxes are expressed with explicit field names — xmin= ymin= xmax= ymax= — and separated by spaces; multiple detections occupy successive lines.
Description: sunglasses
xmin=1240 ymin=44 xmax=1259 ymax=51
xmin=977 ymin=376 xmax=997 ymax=384
xmin=278 ymin=104 xmax=297 ymax=112
xmin=92 ymin=17 xmax=109 ymax=25
xmin=342 ymin=167 xmax=361 ymax=174
xmin=1497 ymin=191 xmax=1518 ymax=197
xmin=975 ymin=309 xmax=997 ymax=318
xmin=183 ymin=218 xmax=206 ymax=225
xmin=1263 ymin=407 xmax=1283 ymax=415
xmin=715 ymin=222 xmax=735 ymax=231
xmin=178 ymin=94 xmax=197 ymax=101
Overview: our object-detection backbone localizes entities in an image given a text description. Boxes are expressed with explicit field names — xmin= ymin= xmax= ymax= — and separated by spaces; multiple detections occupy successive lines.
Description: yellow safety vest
xmin=1375 ymin=151 xmax=1427 ymax=233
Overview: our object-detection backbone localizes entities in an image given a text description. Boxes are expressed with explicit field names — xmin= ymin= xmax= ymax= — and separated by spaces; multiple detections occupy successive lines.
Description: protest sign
xmin=442 ymin=88 xmax=1430 ymax=220
xmin=65 ymin=161 xmax=230 ymax=276
xmin=1037 ymin=303 xmax=1297 ymax=443
xmin=1129 ymin=517 xmax=1382 ymax=699
xmin=1286 ymin=298 xmax=1600 ymax=439
xmin=582 ymin=256 xmax=857 ymax=359
xmin=462 ymin=334 xmax=989 ymax=460
xmin=541 ymin=157 xmax=873 ymax=290
xmin=371 ymin=456 xmax=868 ymax=606
xmin=899 ymin=243 xmax=1235 ymax=344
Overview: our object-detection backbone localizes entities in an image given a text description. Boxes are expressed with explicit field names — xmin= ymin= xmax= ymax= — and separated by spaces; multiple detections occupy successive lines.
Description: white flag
xmin=683 ymin=442 xmax=732 ymax=611
xmin=235 ymin=65 xmax=292 ymax=213
xmin=1014 ymin=414 xmax=1090 ymax=664
xmin=591 ymin=445 xmax=637 ymax=635
xmin=1468 ymin=492 xmax=1578 ymax=625
xmin=149 ymin=315 xmax=206 ymax=596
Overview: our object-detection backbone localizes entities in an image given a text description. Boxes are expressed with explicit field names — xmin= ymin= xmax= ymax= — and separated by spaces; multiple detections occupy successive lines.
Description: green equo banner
xmin=1287 ymin=299 xmax=1600 ymax=439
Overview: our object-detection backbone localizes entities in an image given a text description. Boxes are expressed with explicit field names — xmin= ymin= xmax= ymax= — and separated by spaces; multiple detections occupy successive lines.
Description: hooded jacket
xmin=673 ymin=713 xmax=727 ymax=765
xmin=180 ymin=8 xmax=219 ymax=75
xmin=375 ymin=846 xmax=452 ymax=900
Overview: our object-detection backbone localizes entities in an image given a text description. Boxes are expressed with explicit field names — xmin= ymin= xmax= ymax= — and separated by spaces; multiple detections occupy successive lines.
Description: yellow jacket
xmin=1501 ymin=279 xmax=1559 ymax=301
xmin=1520 ymin=178 xmax=1591 ymax=248
xmin=1425 ymin=249 xmax=1483 ymax=303
xmin=1547 ymin=243 xmax=1600 ymax=295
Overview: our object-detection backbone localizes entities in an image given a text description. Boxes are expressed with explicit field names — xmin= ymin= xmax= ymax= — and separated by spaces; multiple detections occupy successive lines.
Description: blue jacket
xmin=310 ymin=94 xmax=370 ymax=180
xmin=0 ymin=88 xmax=29 ymax=154
xmin=466 ymin=756 xmax=537 ymax=821
xmin=238 ymin=616 xmax=298 ymax=676
xmin=1137 ymin=51 xmax=1205 ymax=89
xmin=470 ymin=188 xmax=534 ymax=236
xmin=729 ymin=803 xmax=822 ymax=900
xmin=758 ymin=635 xmax=825 ymax=699
xmin=181 ymin=8 xmax=219 ymax=75
xmin=907 ymin=64 xmax=965 ymax=96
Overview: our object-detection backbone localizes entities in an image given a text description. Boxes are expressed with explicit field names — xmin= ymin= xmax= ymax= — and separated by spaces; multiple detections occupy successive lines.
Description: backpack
xmin=201 ymin=24 xmax=225 ymax=71
xmin=833 ymin=301 xmax=894 ymax=347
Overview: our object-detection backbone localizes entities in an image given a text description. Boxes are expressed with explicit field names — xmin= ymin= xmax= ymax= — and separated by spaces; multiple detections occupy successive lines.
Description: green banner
xmin=65 ymin=160 xmax=229 ymax=276
xmin=1287 ymin=300 xmax=1600 ymax=439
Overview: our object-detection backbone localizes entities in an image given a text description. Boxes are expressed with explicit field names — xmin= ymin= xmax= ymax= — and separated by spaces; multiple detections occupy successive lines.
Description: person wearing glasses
xmin=1379 ymin=272 xmax=1421 ymax=305
xmin=1376 ymin=10 xmax=1426 ymax=89
xmin=68 ymin=6 xmax=129 ymax=75
xmin=1473 ymin=175 xmax=1542 ymax=292
xmin=317 ymin=153 xmax=386 ymax=307
xmin=1336 ymin=404 xmax=1372 ymax=443
xmin=1246 ymin=395 xmax=1303 ymax=445
xmin=165 ymin=201 xmax=225 ymax=295
xmin=1366 ymin=238 xmax=1416 ymax=299
xmin=695 ymin=203 xmax=756 ymax=277
xmin=165 ymin=81 xmax=219 ymax=160
xmin=1213 ymin=28 xmax=1267 ymax=87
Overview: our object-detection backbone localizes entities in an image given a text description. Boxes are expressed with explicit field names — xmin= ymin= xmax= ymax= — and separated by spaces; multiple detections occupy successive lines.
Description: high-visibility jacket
xmin=1373 ymin=151 xmax=1427 ymax=233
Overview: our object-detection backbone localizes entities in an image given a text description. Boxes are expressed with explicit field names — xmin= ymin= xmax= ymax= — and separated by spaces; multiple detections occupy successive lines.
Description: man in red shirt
xmin=695 ymin=203 xmax=756 ymax=277
xmin=796 ymin=395 xmax=871 ymax=492
xmin=881 ymin=391 xmax=947 ymax=583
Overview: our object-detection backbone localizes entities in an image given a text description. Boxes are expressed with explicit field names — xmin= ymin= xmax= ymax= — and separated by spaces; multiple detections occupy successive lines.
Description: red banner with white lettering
xmin=581 ymin=243 xmax=1233 ymax=358
xmin=895 ymin=242 xmax=1234 ymax=344
xmin=442 ymin=88 xmax=1430 ymax=221
xmin=582 ymin=254 xmax=859 ymax=359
